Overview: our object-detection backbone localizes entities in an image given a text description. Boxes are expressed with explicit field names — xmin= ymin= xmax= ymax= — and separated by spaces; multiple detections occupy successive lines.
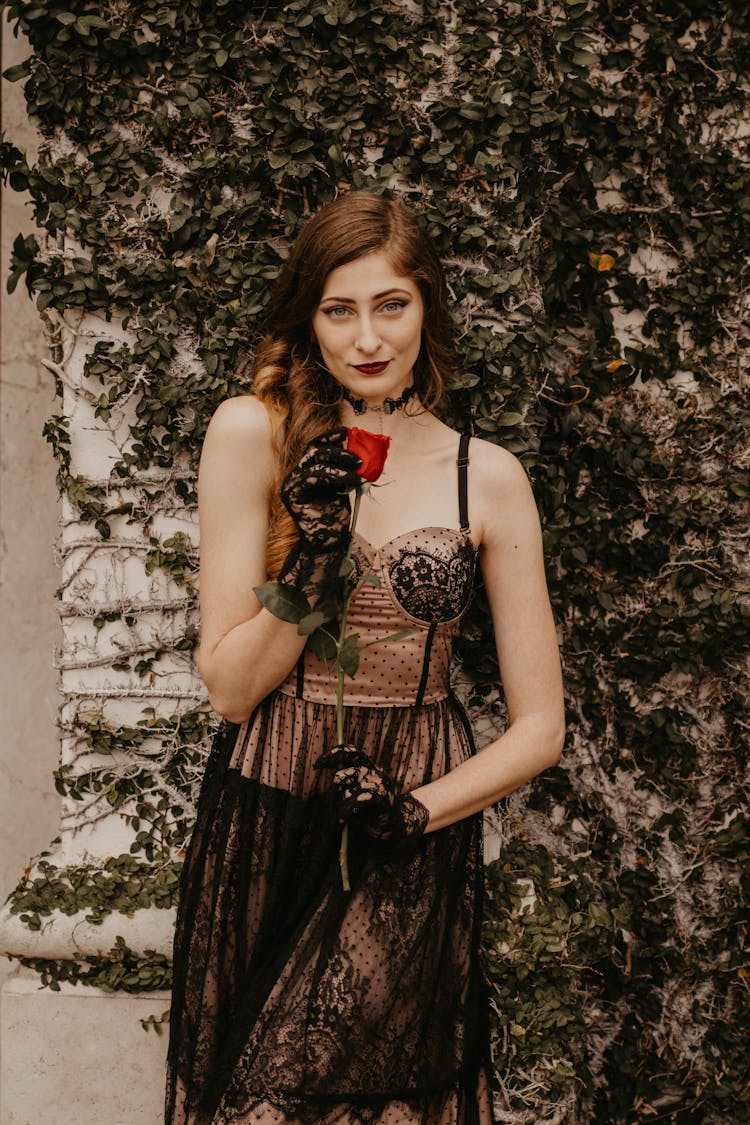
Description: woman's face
xmin=311 ymin=251 xmax=424 ymax=404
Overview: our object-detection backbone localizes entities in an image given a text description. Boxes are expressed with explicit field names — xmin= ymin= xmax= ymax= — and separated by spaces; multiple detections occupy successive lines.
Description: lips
xmin=353 ymin=361 xmax=391 ymax=375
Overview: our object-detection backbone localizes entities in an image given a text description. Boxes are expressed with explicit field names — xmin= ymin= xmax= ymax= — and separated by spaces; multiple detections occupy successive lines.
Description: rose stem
xmin=335 ymin=484 xmax=362 ymax=893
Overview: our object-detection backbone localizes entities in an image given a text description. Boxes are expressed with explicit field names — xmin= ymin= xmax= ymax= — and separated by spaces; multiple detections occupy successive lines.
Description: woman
xmin=165 ymin=191 xmax=565 ymax=1125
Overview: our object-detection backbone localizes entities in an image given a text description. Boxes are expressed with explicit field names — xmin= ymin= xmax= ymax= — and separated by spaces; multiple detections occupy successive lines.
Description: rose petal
xmin=346 ymin=427 xmax=391 ymax=482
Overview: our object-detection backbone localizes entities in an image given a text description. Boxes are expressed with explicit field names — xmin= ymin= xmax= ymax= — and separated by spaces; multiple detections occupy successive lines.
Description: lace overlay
xmin=166 ymin=515 xmax=495 ymax=1124
xmin=385 ymin=538 xmax=475 ymax=623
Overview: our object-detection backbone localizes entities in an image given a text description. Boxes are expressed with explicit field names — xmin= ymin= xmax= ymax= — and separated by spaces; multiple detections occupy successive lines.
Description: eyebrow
xmin=319 ymin=288 xmax=412 ymax=304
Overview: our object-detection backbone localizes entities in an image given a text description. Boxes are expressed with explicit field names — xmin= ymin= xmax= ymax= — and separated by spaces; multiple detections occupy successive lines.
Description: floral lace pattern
xmin=386 ymin=538 xmax=476 ymax=623
xmin=166 ymin=520 xmax=495 ymax=1125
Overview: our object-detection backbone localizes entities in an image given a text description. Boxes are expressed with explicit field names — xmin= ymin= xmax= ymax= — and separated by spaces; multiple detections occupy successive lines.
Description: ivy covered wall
xmin=1 ymin=1 xmax=748 ymax=1121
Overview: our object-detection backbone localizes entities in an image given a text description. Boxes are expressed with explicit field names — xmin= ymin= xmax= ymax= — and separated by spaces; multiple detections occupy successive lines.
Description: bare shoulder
xmin=201 ymin=394 xmax=276 ymax=481
xmin=467 ymin=435 xmax=539 ymax=546
xmin=205 ymin=393 xmax=273 ymax=444
xmin=469 ymin=435 xmax=534 ymax=502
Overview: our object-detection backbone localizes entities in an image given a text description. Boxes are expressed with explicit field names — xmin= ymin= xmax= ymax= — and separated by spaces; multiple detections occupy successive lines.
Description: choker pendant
xmin=342 ymin=384 xmax=417 ymax=416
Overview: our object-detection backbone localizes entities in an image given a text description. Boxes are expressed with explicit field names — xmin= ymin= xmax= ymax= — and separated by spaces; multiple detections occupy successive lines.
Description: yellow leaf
xmin=587 ymin=251 xmax=599 ymax=267
xmin=607 ymin=358 xmax=624 ymax=373
xmin=598 ymin=253 xmax=616 ymax=271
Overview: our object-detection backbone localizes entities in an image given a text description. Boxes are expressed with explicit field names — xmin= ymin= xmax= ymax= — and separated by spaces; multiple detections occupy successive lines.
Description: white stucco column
xmin=0 ymin=303 xmax=201 ymax=1123
xmin=0 ymin=317 xmax=189 ymax=1121
xmin=0 ymin=19 xmax=205 ymax=1123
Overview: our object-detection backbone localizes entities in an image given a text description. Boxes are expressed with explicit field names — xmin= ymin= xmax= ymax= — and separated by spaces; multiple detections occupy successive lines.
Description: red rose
xmin=346 ymin=427 xmax=391 ymax=483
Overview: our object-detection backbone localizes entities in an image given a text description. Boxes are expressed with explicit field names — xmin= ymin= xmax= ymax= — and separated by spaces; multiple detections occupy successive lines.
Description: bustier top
xmin=277 ymin=434 xmax=476 ymax=708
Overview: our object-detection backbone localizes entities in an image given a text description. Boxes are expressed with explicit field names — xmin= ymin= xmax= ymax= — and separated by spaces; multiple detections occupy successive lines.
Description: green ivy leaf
xmin=2 ymin=64 xmax=30 ymax=83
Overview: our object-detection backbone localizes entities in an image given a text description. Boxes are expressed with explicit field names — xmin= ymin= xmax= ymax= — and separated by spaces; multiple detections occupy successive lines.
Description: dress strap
xmin=457 ymin=433 xmax=471 ymax=533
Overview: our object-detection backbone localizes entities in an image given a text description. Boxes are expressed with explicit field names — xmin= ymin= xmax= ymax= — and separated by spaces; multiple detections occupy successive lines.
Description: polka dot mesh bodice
xmin=278 ymin=526 xmax=477 ymax=707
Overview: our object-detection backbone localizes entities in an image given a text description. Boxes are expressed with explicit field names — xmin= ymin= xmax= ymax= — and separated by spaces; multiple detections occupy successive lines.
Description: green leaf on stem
xmin=307 ymin=625 xmax=339 ymax=661
xmin=339 ymin=557 xmax=356 ymax=578
xmin=298 ymin=610 xmax=327 ymax=636
xmin=253 ymin=581 xmax=310 ymax=624
xmin=315 ymin=590 xmax=344 ymax=620
xmin=338 ymin=634 xmax=361 ymax=677
xmin=360 ymin=572 xmax=382 ymax=587
xmin=361 ymin=628 xmax=415 ymax=648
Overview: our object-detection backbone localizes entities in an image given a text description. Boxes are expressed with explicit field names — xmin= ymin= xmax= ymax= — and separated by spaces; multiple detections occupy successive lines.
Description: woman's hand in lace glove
xmin=278 ymin=427 xmax=362 ymax=596
xmin=281 ymin=427 xmax=362 ymax=552
xmin=314 ymin=744 xmax=430 ymax=841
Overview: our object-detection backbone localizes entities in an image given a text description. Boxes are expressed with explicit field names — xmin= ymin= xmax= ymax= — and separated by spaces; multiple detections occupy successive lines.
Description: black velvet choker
xmin=341 ymin=384 xmax=417 ymax=416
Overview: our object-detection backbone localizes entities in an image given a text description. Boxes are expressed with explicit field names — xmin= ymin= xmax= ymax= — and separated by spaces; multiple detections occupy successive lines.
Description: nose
xmin=354 ymin=315 xmax=381 ymax=355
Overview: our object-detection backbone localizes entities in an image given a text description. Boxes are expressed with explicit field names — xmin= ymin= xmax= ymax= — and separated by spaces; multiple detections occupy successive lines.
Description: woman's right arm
xmin=196 ymin=395 xmax=309 ymax=723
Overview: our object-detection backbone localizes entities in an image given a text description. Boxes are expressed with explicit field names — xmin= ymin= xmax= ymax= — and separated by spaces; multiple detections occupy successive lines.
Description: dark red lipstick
xmin=353 ymin=361 xmax=391 ymax=375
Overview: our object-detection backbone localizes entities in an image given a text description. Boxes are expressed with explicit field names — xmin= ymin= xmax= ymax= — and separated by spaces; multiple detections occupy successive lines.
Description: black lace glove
xmin=314 ymin=744 xmax=430 ymax=841
xmin=278 ymin=427 xmax=362 ymax=599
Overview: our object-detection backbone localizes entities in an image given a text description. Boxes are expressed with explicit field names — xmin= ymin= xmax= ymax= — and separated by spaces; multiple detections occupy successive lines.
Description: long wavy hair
xmin=252 ymin=191 xmax=456 ymax=579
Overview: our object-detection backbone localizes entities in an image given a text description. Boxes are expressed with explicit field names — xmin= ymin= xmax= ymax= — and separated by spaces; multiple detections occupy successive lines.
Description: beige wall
xmin=0 ymin=15 xmax=60 ymax=983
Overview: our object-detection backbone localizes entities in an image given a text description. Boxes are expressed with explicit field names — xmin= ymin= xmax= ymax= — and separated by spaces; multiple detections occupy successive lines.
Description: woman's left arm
xmin=412 ymin=439 xmax=565 ymax=833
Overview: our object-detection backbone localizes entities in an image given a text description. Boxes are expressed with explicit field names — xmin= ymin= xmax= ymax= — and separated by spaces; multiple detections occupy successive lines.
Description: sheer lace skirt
xmin=165 ymin=694 xmax=495 ymax=1125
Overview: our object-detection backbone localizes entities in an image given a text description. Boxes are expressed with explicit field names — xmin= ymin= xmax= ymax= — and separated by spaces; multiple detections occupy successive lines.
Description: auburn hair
xmin=252 ymin=190 xmax=456 ymax=578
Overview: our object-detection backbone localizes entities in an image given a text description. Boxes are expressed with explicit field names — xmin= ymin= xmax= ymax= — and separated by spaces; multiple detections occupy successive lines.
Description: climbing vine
xmin=1 ymin=0 xmax=748 ymax=1120
xmin=10 ymin=852 xmax=179 ymax=930
xmin=17 ymin=935 xmax=172 ymax=994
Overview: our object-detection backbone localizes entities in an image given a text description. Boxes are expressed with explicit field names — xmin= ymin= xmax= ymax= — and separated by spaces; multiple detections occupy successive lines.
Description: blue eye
xmin=382 ymin=300 xmax=407 ymax=313
xmin=324 ymin=306 xmax=351 ymax=318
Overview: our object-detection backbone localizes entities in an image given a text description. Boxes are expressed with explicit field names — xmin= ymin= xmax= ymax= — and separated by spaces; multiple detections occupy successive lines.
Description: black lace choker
xmin=341 ymin=384 xmax=417 ymax=416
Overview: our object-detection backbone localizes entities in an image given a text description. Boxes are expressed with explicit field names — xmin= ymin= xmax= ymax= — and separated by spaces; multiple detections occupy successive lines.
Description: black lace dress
xmin=166 ymin=435 xmax=495 ymax=1124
